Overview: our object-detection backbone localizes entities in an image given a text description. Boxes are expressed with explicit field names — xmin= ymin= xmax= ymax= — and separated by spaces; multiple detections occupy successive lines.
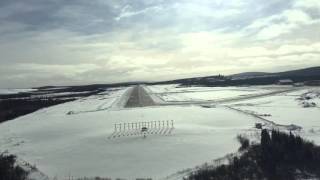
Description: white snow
xmin=227 ymin=88 xmax=320 ymax=144
xmin=64 ymin=87 xmax=128 ymax=114
xmin=0 ymin=88 xmax=36 ymax=95
xmin=0 ymin=86 xmax=260 ymax=179
xmin=1 ymin=84 xmax=320 ymax=179
xmin=146 ymin=84 xmax=294 ymax=102
xmin=30 ymin=91 xmax=92 ymax=99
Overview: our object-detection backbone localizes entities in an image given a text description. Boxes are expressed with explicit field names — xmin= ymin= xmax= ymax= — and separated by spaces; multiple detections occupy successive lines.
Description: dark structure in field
xmin=108 ymin=120 xmax=174 ymax=139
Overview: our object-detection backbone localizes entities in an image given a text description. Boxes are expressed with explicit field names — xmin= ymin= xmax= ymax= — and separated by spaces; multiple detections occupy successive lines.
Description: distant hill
xmin=276 ymin=66 xmax=320 ymax=77
xmin=229 ymin=67 xmax=320 ymax=79
xmin=33 ymin=66 xmax=320 ymax=88
xmin=152 ymin=66 xmax=320 ymax=86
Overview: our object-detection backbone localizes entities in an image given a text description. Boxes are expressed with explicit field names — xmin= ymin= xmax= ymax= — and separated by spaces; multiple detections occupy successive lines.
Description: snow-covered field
xmin=30 ymin=91 xmax=92 ymax=98
xmin=0 ymin=84 xmax=319 ymax=179
xmin=146 ymin=84 xmax=294 ymax=102
xmin=226 ymin=88 xmax=320 ymax=144
xmin=65 ymin=87 xmax=129 ymax=113
xmin=0 ymin=88 xmax=36 ymax=95
xmin=0 ymin=86 xmax=261 ymax=179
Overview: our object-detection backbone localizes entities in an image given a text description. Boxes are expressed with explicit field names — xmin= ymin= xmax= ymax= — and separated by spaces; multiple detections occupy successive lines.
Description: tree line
xmin=187 ymin=129 xmax=320 ymax=180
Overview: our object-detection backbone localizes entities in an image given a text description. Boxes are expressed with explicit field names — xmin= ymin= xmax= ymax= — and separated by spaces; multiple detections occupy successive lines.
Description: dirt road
xmin=124 ymin=85 xmax=155 ymax=108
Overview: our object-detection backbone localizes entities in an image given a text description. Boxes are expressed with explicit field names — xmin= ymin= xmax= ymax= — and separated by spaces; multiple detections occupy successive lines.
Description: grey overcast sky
xmin=0 ymin=0 xmax=320 ymax=88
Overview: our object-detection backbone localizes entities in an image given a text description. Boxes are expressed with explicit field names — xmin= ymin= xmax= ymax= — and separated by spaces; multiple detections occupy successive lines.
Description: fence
xmin=108 ymin=120 xmax=174 ymax=139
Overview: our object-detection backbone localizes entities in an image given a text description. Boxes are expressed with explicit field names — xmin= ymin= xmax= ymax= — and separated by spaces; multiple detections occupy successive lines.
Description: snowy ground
xmin=65 ymin=87 xmax=129 ymax=113
xmin=0 ymin=88 xmax=36 ymax=95
xmin=226 ymin=87 xmax=320 ymax=144
xmin=0 ymin=84 xmax=319 ymax=179
xmin=146 ymin=84 xmax=296 ymax=103
xmin=0 ymin=86 xmax=261 ymax=179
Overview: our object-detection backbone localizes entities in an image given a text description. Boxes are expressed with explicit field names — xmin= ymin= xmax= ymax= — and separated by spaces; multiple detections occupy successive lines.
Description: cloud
xmin=0 ymin=0 xmax=319 ymax=87
xmin=294 ymin=0 xmax=320 ymax=9
xmin=246 ymin=9 xmax=318 ymax=40
xmin=115 ymin=5 xmax=164 ymax=21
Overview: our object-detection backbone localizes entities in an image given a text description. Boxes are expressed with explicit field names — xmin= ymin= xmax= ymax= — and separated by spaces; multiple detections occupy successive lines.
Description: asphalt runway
xmin=124 ymin=85 xmax=155 ymax=108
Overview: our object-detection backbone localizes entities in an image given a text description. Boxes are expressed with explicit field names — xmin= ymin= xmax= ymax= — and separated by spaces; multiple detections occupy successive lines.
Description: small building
xmin=277 ymin=79 xmax=293 ymax=85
